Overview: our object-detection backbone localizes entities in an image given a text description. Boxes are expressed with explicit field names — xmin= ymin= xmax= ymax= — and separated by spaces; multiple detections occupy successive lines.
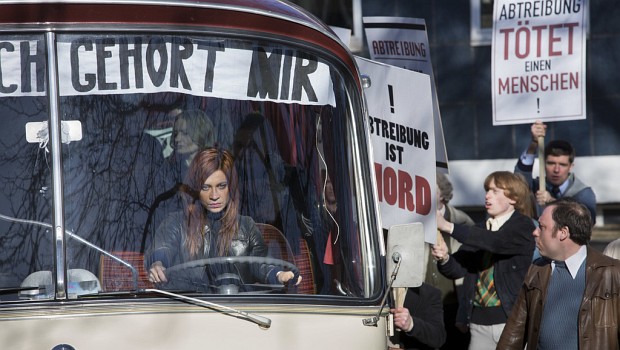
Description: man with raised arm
xmin=514 ymin=120 xmax=596 ymax=222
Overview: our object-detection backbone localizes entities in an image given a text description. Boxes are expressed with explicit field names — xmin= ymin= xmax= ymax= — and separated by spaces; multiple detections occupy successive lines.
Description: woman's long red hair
xmin=183 ymin=148 xmax=239 ymax=258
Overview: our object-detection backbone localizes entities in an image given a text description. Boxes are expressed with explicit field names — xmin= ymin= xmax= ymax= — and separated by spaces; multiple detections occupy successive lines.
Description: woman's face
xmin=173 ymin=118 xmax=199 ymax=155
xmin=199 ymin=170 xmax=229 ymax=213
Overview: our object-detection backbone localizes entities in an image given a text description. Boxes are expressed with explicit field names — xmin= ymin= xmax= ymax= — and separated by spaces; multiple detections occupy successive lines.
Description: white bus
xmin=0 ymin=1 xmax=417 ymax=348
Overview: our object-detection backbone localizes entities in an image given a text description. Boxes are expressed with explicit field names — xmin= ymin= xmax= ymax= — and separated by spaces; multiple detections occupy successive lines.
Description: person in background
xmin=431 ymin=171 xmax=536 ymax=350
xmin=425 ymin=171 xmax=474 ymax=349
xmin=389 ymin=283 xmax=447 ymax=350
xmin=147 ymin=148 xmax=300 ymax=291
xmin=514 ymin=120 xmax=596 ymax=223
xmin=167 ymin=109 xmax=215 ymax=182
xmin=148 ymin=109 xmax=217 ymax=226
xmin=498 ymin=198 xmax=620 ymax=350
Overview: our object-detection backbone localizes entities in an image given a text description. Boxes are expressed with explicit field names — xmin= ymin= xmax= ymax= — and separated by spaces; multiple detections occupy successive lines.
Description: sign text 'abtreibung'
xmin=0 ymin=35 xmax=335 ymax=106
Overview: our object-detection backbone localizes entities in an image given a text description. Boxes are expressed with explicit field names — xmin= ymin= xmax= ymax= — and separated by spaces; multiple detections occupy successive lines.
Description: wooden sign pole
xmin=538 ymin=136 xmax=545 ymax=192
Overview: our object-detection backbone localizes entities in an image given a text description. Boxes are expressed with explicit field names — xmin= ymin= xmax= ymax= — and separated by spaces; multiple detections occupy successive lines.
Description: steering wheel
xmin=164 ymin=256 xmax=299 ymax=294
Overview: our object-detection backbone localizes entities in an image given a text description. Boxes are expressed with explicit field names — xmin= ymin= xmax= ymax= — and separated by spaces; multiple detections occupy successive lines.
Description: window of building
xmin=470 ymin=0 xmax=494 ymax=46
xmin=291 ymin=0 xmax=363 ymax=52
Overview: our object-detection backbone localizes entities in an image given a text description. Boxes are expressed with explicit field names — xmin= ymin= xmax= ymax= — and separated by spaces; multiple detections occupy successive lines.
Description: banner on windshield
xmin=0 ymin=35 xmax=336 ymax=107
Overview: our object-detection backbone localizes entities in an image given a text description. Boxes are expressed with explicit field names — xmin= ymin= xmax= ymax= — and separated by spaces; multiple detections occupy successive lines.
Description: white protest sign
xmin=0 ymin=35 xmax=336 ymax=107
xmin=356 ymin=57 xmax=437 ymax=244
xmin=363 ymin=17 xmax=448 ymax=173
xmin=492 ymin=0 xmax=587 ymax=125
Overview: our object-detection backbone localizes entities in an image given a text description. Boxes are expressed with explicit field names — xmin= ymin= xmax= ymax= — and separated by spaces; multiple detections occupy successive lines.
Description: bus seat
xmin=295 ymin=239 xmax=316 ymax=294
xmin=255 ymin=223 xmax=295 ymax=263
xmin=256 ymin=223 xmax=316 ymax=294
xmin=99 ymin=251 xmax=153 ymax=292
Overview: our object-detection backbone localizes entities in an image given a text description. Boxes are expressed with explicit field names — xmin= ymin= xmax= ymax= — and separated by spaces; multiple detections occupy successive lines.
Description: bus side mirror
xmin=386 ymin=223 xmax=425 ymax=288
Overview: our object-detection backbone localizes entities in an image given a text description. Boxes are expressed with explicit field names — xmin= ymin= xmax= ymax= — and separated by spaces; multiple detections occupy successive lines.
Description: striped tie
xmin=475 ymin=252 xmax=500 ymax=306
xmin=474 ymin=220 xmax=501 ymax=307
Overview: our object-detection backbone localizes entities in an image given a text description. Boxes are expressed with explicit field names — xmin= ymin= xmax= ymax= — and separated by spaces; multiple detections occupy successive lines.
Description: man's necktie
xmin=475 ymin=220 xmax=500 ymax=307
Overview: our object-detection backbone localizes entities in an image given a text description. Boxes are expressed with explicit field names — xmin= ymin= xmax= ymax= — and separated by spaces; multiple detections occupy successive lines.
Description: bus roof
xmin=0 ymin=0 xmax=358 ymax=84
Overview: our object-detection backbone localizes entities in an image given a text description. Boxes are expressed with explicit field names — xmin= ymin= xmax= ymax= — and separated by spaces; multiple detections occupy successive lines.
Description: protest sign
xmin=363 ymin=17 xmax=448 ymax=173
xmin=492 ymin=0 xmax=587 ymax=125
xmin=356 ymin=57 xmax=437 ymax=244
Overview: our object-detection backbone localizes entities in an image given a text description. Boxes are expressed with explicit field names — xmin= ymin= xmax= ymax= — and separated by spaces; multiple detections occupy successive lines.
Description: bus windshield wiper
xmin=0 ymin=213 xmax=140 ymax=291
xmin=0 ymin=213 xmax=271 ymax=328
xmin=142 ymin=288 xmax=272 ymax=329
xmin=0 ymin=286 xmax=44 ymax=295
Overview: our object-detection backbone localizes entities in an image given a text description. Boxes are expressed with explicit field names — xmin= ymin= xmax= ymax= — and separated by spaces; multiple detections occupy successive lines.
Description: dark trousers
xmin=440 ymin=303 xmax=470 ymax=350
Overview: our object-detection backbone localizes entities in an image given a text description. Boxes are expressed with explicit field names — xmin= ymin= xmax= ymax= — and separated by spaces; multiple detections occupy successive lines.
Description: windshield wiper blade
xmin=0 ymin=286 xmax=43 ymax=295
xmin=143 ymin=288 xmax=271 ymax=329
xmin=0 ymin=213 xmax=139 ymax=291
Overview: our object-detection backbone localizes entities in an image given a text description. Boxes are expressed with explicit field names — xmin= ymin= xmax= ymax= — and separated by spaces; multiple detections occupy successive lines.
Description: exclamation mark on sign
xmin=388 ymin=85 xmax=395 ymax=113
xmin=537 ymin=98 xmax=540 ymax=113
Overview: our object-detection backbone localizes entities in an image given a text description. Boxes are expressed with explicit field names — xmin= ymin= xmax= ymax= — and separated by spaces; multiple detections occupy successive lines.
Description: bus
xmin=0 ymin=1 xmax=415 ymax=348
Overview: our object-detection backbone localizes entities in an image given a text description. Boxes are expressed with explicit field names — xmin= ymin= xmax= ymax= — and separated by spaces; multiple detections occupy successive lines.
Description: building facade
xmin=294 ymin=0 xmax=620 ymax=227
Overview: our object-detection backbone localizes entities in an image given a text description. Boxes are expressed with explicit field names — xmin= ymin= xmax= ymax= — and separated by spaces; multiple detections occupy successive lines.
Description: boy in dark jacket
xmin=431 ymin=171 xmax=536 ymax=350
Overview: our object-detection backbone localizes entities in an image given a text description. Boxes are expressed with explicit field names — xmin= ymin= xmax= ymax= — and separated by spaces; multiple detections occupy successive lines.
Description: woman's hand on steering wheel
xmin=276 ymin=271 xmax=302 ymax=285
xmin=149 ymin=261 xmax=168 ymax=284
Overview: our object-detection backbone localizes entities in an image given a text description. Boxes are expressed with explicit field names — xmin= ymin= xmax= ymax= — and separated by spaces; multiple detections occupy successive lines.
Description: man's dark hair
xmin=545 ymin=140 xmax=575 ymax=163
xmin=551 ymin=198 xmax=592 ymax=245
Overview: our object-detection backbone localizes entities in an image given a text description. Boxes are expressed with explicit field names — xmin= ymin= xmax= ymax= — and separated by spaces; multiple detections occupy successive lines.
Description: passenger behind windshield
xmin=146 ymin=148 xmax=301 ymax=292
xmin=167 ymin=109 xmax=216 ymax=183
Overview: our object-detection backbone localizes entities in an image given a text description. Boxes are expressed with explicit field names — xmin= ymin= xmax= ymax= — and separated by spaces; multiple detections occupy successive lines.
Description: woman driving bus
xmin=147 ymin=147 xmax=301 ymax=292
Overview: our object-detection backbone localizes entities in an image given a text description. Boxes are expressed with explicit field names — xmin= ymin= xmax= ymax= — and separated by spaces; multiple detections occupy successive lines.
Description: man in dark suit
xmin=389 ymin=283 xmax=447 ymax=350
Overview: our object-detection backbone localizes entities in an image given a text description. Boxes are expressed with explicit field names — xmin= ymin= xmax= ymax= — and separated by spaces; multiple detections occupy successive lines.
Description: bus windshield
xmin=0 ymin=32 xmax=375 ymax=301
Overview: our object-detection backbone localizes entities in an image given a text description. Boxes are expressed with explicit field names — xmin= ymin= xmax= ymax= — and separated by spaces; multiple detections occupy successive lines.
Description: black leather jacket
xmin=146 ymin=211 xmax=278 ymax=286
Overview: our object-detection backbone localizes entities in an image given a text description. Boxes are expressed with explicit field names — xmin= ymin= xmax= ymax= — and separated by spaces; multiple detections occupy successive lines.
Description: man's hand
xmin=390 ymin=307 xmax=414 ymax=332
xmin=431 ymin=238 xmax=449 ymax=264
xmin=436 ymin=210 xmax=454 ymax=234
xmin=535 ymin=189 xmax=555 ymax=206
xmin=531 ymin=120 xmax=546 ymax=143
